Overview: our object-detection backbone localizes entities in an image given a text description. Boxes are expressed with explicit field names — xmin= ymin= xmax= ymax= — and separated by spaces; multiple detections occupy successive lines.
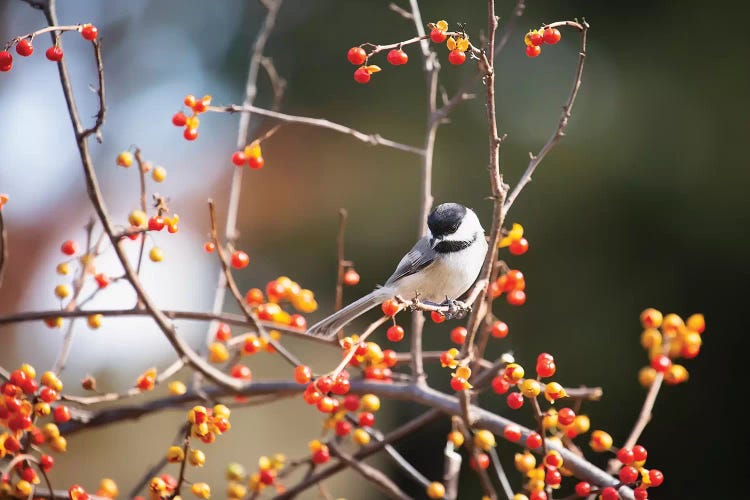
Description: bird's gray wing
xmin=384 ymin=236 xmax=437 ymax=286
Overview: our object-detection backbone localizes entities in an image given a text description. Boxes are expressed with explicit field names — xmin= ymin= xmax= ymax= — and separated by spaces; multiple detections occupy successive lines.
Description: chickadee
xmin=307 ymin=202 xmax=488 ymax=339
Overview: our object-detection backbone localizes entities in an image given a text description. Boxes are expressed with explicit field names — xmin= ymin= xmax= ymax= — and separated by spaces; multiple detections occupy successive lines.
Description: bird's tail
xmin=307 ymin=288 xmax=392 ymax=339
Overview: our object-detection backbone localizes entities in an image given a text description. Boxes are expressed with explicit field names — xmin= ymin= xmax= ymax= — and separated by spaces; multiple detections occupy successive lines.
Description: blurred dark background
xmin=1 ymin=1 xmax=746 ymax=499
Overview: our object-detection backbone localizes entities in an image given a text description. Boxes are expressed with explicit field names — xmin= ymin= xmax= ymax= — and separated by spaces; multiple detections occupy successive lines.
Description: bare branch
xmin=0 ymin=208 xmax=7 ymax=288
xmin=328 ymin=442 xmax=411 ymax=500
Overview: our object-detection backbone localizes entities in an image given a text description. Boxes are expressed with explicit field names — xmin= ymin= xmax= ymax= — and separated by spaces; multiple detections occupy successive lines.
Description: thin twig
xmin=0 ymin=209 xmax=7 ymax=288
xmin=207 ymin=104 xmax=425 ymax=156
xmin=328 ymin=442 xmax=411 ymax=500
xmin=334 ymin=209 xmax=348 ymax=314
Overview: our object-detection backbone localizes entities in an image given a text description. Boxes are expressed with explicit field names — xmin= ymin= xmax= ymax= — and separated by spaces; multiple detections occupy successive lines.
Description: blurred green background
xmin=0 ymin=0 xmax=745 ymax=499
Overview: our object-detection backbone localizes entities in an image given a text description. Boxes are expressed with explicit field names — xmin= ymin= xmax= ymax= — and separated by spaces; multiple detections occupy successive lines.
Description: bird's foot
xmin=441 ymin=297 xmax=471 ymax=320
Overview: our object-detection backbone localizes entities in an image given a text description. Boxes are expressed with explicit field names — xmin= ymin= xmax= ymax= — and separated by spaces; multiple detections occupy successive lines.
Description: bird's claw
xmin=442 ymin=298 xmax=470 ymax=320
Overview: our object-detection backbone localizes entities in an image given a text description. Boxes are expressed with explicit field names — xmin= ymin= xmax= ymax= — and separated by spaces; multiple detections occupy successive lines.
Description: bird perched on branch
xmin=307 ymin=202 xmax=488 ymax=339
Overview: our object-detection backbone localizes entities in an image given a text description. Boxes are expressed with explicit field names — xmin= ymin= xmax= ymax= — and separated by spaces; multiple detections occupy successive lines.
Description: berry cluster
xmin=523 ymin=26 xmax=562 ymax=58
xmin=1 ymin=24 xmax=98 ymax=73
xmin=230 ymin=141 xmax=265 ymax=169
xmin=0 ymin=365 xmax=79 ymax=496
xmin=637 ymin=309 xmax=705 ymax=387
xmin=172 ymin=94 xmax=212 ymax=141
xmin=247 ymin=454 xmax=286 ymax=494
xmin=499 ymin=222 xmax=529 ymax=256
xmin=489 ymin=268 xmax=527 ymax=306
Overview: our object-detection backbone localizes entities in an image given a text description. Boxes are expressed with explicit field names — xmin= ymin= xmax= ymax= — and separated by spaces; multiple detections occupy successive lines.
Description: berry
xmin=152 ymin=166 xmax=167 ymax=182
xmin=172 ymin=112 xmax=187 ymax=127
xmin=149 ymin=247 xmax=164 ymax=262
xmin=386 ymin=325 xmax=405 ymax=342
xmin=231 ymin=250 xmax=250 ymax=269
xmin=502 ymin=426 xmax=521 ymax=443
xmin=232 ymin=151 xmax=247 ymax=166
xmin=0 ymin=51 xmax=12 ymax=67
xmin=387 ymin=48 xmax=408 ymax=66
xmin=431 ymin=311 xmax=445 ymax=323
xmin=81 ymin=24 xmax=99 ymax=41
xmin=557 ymin=407 xmax=576 ymax=426
xmin=60 ymin=240 xmax=78 ymax=255
xmin=248 ymin=156 xmax=265 ymax=169
xmin=619 ymin=465 xmax=639 ymax=484
xmin=16 ymin=40 xmax=33 ymax=57
xmin=491 ymin=376 xmax=510 ymax=394
xmin=545 ymin=467 xmax=562 ymax=486
xmin=447 ymin=50 xmax=466 ymax=65
xmin=632 ymin=444 xmax=648 ymax=462
xmin=335 ymin=419 xmax=352 ymax=436
xmin=506 ymin=289 xmax=526 ymax=305
xmin=651 ymin=354 xmax=672 ymax=373
xmin=116 ymin=151 xmax=134 ymax=167
xmin=490 ymin=320 xmax=508 ymax=338
xmin=354 ymin=67 xmax=371 ymax=84
xmin=529 ymin=31 xmax=544 ymax=46
xmin=46 ymin=46 xmax=64 ymax=61
xmin=312 ymin=448 xmax=330 ymax=464
xmin=648 ymin=469 xmax=664 ymax=487
xmin=450 ymin=376 xmax=468 ymax=391
xmin=575 ymin=482 xmax=591 ymax=496
xmin=450 ymin=326 xmax=467 ymax=344
xmin=358 ymin=411 xmax=375 ymax=427
xmin=148 ymin=216 xmax=165 ymax=231
xmin=53 ymin=405 xmax=72 ymax=423
xmin=183 ymin=128 xmax=198 ymax=141
xmin=40 ymin=454 xmax=54 ymax=472
xmin=430 ymin=29 xmax=447 ymax=43
xmin=600 ymin=487 xmax=619 ymax=500
xmin=381 ymin=299 xmax=400 ymax=316
xmin=509 ymin=237 xmax=529 ymax=255
xmin=526 ymin=432 xmax=543 ymax=449
xmin=469 ymin=452 xmax=490 ymax=470
xmin=543 ymin=28 xmax=561 ymax=45
xmin=426 ymin=482 xmax=445 ymax=499
xmin=617 ymin=447 xmax=635 ymax=465
xmin=294 ymin=365 xmax=312 ymax=384
xmin=95 ymin=273 xmax=110 ymax=288
xmin=634 ymin=487 xmax=649 ymax=500
xmin=526 ymin=45 xmax=541 ymax=58
xmin=507 ymin=392 xmax=524 ymax=409
xmin=347 ymin=47 xmax=367 ymax=65
xmin=343 ymin=268 xmax=360 ymax=286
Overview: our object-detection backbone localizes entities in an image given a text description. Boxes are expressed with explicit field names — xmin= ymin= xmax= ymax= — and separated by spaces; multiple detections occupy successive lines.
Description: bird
xmin=306 ymin=202 xmax=488 ymax=339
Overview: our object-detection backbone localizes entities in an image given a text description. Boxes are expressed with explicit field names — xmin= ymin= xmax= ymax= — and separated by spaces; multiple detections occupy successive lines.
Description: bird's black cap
xmin=428 ymin=203 xmax=467 ymax=237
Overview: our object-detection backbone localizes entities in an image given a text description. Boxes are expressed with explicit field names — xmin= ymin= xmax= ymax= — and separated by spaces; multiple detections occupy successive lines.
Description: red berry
xmin=545 ymin=467 xmax=562 ymax=486
xmin=387 ymin=49 xmax=408 ymax=66
xmin=0 ymin=51 xmax=12 ymax=67
xmin=247 ymin=156 xmax=264 ymax=169
xmin=529 ymin=31 xmax=544 ymax=46
xmin=312 ymin=448 xmax=330 ymax=464
xmin=183 ymin=128 xmax=198 ymax=141
xmin=259 ymin=469 xmax=276 ymax=485
xmin=294 ymin=365 xmax=312 ymax=384
xmin=448 ymin=49 xmax=466 ymax=65
xmin=536 ymin=359 xmax=556 ymax=378
xmin=651 ymin=354 xmax=672 ymax=373
xmin=81 ymin=24 xmax=99 ymax=41
xmin=16 ymin=40 xmax=33 ymax=57
xmin=619 ymin=465 xmax=639 ymax=484
xmin=172 ymin=112 xmax=187 ymax=127
xmin=491 ymin=376 xmax=510 ymax=394
xmin=53 ymin=405 xmax=72 ymax=423
xmin=347 ymin=47 xmax=367 ymax=65
xmin=600 ymin=486 xmax=619 ymax=500
xmin=648 ymin=469 xmax=664 ymax=487
xmin=343 ymin=268 xmax=360 ymax=286
xmin=632 ymin=444 xmax=648 ymax=462
xmin=574 ymin=482 xmax=591 ymax=496
xmin=230 ymin=364 xmax=251 ymax=380
xmin=315 ymin=376 xmax=334 ymax=393
xmin=381 ymin=299 xmax=400 ymax=317
xmin=331 ymin=376 xmax=350 ymax=395
xmin=9 ymin=369 xmax=28 ymax=386
xmin=506 ymin=289 xmax=526 ymax=305
xmin=526 ymin=432 xmax=543 ymax=449
xmin=450 ymin=326 xmax=467 ymax=344
xmin=633 ymin=487 xmax=649 ymax=500
xmin=382 ymin=349 xmax=397 ymax=367
xmin=95 ymin=273 xmax=110 ymax=288
xmin=214 ymin=322 xmax=231 ymax=341
xmin=39 ymin=454 xmax=54 ymax=472
xmin=430 ymin=311 xmax=445 ymax=323
xmin=503 ymin=425 xmax=522 ymax=442
xmin=509 ymin=237 xmax=529 ymax=255
xmin=469 ymin=453 xmax=490 ymax=470
xmin=316 ymin=395 xmax=335 ymax=413
xmin=0 ymin=62 xmax=12 ymax=72
xmin=617 ymin=447 xmax=635 ymax=465
xmin=20 ymin=467 xmax=37 ymax=483
xmin=490 ymin=320 xmax=509 ymax=338
xmin=430 ymin=29 xmax=447 ymax=43
xmin=230 ymin=250 xmax=249 ymax=269
xmin=61 ymin=239 xmax=78 ymax=255
xmin=507 ymin=392 xmax=524 ymax=409
xmin=358 ymin=411 xmax=375 ymax=427
xmin=386 ymin=325 xmax=405 ymax=342
xmin=148 ymin=216 xmax=165 ymax=231
xmin=335 ymin=420 xmax=352 ymax=436
xmin=204 ymin=242 xmax=216 ymax=253
xmin=353 ymin=67 xmax=371 ymax=84
xmin=343 ymin=394 xmax=359 ymax=411
xmin=543 ymin=28 xmax=561 ymax=45
xmin=525 ymin=45 xmax=541 ymax=58
xmin=557 ymin=407 xmax=576 ymax=426
xmin=231 ymin=151 xmax=247 ymax=166
xmin=45 ymin=46 xmax=64 ymax=62
xmin=450 ymin=376 xmax=467 ymax=391
xmin=39 ymin=386 xmax=58 ymax=402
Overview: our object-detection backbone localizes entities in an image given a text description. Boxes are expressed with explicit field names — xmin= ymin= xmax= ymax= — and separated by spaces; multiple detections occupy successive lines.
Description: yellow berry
xmin=116 ymin=151 xmax=134 ymax=167
xmin=514 ymin=451 xmax=536 ymax=473
xmin=166 ymin=445 xmax=185 ymax=463
xmin=213 ymin=404 xmax=231 ymax=419
xmin=15 ymin=480 xmax=32 ymax=497
xmin=638 ymin=366 xmax=657 ymax=387
xmin=426 ymin=482 xmax=445 ymax=499
xmin=572 ymin=415 xmax=590 ymax=434
xmin=360 ymin=394 xmax=380 ymax=412
xmin=190 ymin=483 xmax=210 ymax=499
xmin=352 ymin=428 xmax=371 ymax=446
xmin=152 ymin=166 xmax=167 ymax=182
xmin=50 ymin=435 xmax=67 ymax=452
xmin=639 ymin=308 xmax=663 ymax=329
xmin=686 ymin=313 xmax=705 ymax=333
xmin=542 ymin=409 xmax=558 ymax=430
xmin=640 ymin=328 xmax=662 ymax=350
xmin=543 ymin=381 xmax=566 ymax=402
xmin=43 ymin=423 xmax=60 ymax=439
xmin=513 ymin=495 xmax=530 ymax=500
xmin=87 ymin=313 xmax=103 ymax=329
xmin=97 ymin=478 xmax=119 ymax=498
xmin=473 ymin=429 xmax=496 ymax=451
xmin=54 ymin=284 xmax=71 ymax=299
xmin=169 ymin=381 xmax=187 ymax=395
xmin=504 ymin=363 xmax=524 ymax=383
xmin=447 ymin=430 xmax=464 ymax=447
xmin=20 ymin=363 xmax=36 ymax=379
xmin=589 ymin=430 xmax=613 ymax=452
xmin=664 ymin=364 xmax=689 ymax=385
xmin=56 ymin=262 xmax=70 ymax=275
xmin=34 ymin=402 xmax=51 ymax=416
xmin=455 ymin=365 xmax=471 ymax=380
xmin=208 ymin=342 xmax=229 ymax=363
xmin=149 ymin=477 xmax=167 ymax=494
xmin=661 ymin=313 xmax=684 ymax=336
xmin=189 ymin=449 xmax=206 ymax=467
xmin=128 ymin=209 xmax=147 ymax=228
xmin=185 ymin=116 xmax=200 ymax=129
xmin=226 ymin=483 xmax=247 ymax=499
xmin=149 ymin=247 xmax=164 ymax=262
xmin=520 ymin=379 xmax=541 ymax=398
